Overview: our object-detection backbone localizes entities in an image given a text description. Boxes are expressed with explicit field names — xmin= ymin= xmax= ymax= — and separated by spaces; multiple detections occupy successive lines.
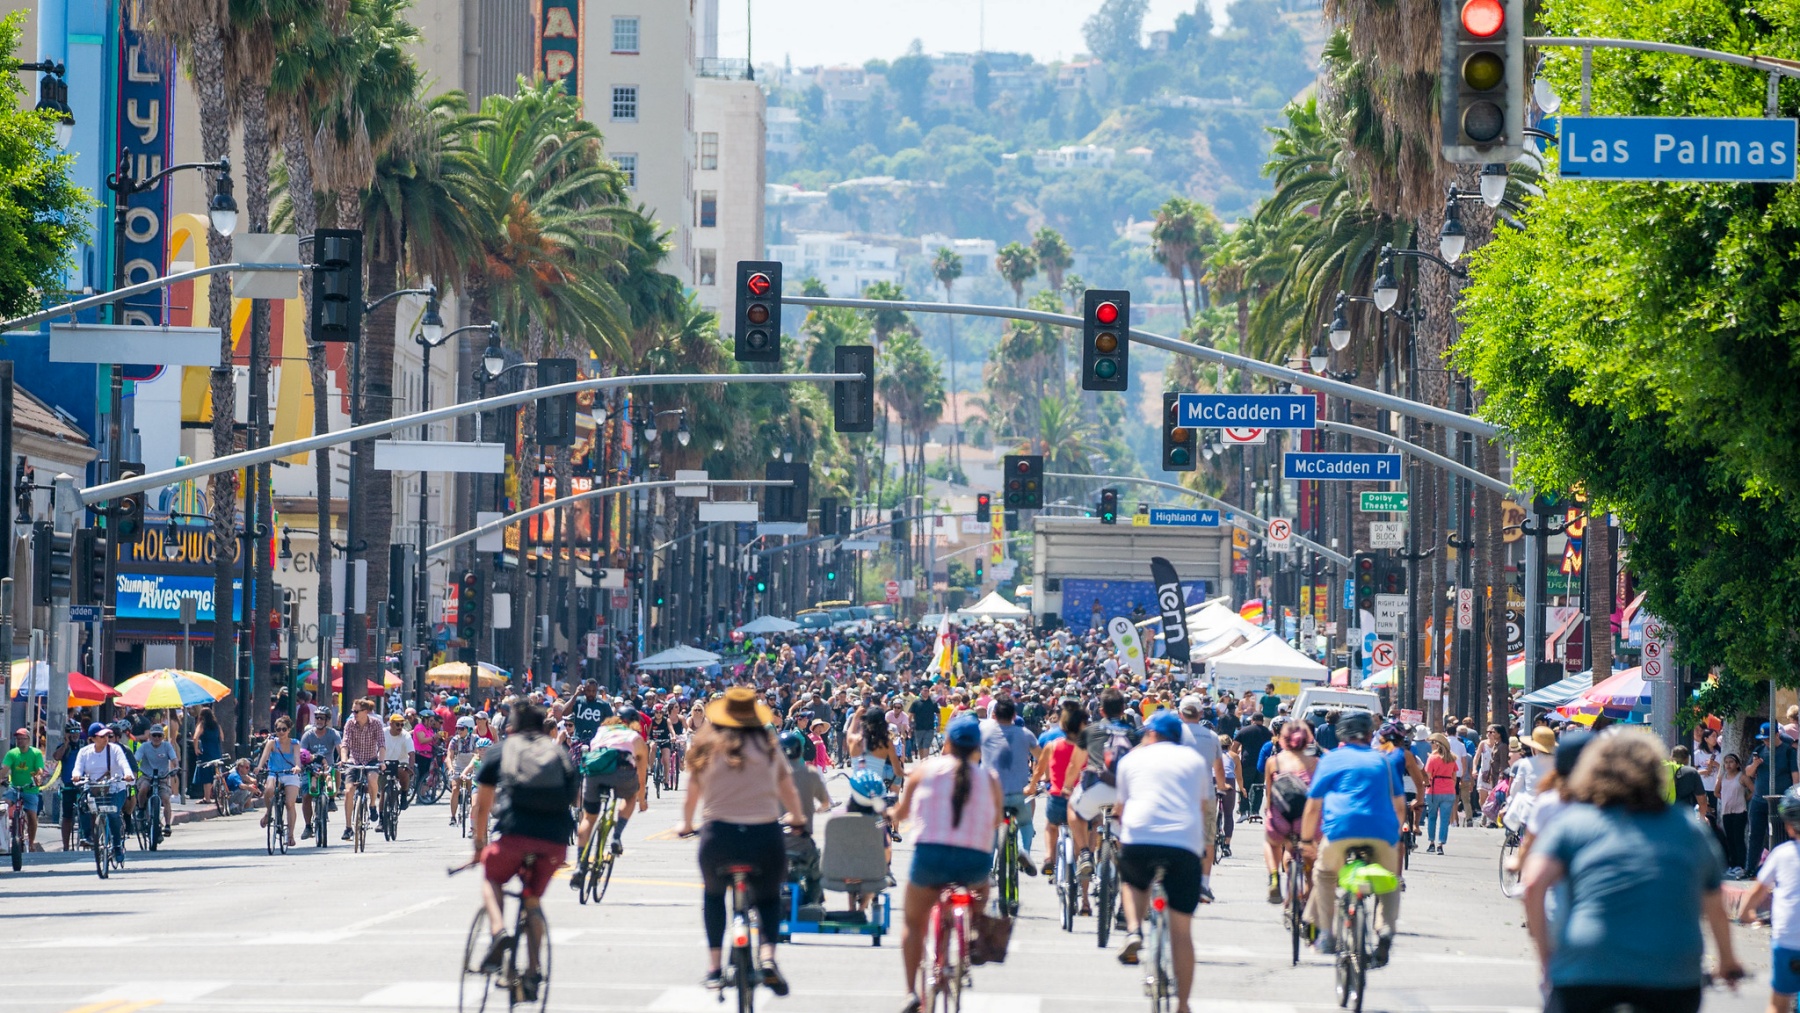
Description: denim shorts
xmin=909 ymin=844 xmax=993 ymax=889
xmin=1045 ymin=795 xmax=1069 ymax=826
xmin=4 ymin=788 xmax=41 ymax=813
xmin=1774 ymin=946 xmax=1800 ymax=996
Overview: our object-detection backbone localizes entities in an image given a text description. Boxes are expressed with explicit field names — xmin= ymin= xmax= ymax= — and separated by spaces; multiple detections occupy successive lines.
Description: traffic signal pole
xmin=424 ymin=479 xmax=792 ymax=557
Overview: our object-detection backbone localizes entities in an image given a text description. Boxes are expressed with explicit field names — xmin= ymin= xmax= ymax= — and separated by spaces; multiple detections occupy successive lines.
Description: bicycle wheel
xmin=733 ymin=936 xmax=758 ymax=1013
xmin=277 ymin=799 xmax=289 ymax=855
xmin=316 ymin=793 xmax=330 ymax=848
xmin=575 ymin=830 xmax=602 ymax=906
xmin=1287 ymin=856 xmax=1306 ymax=967
xmin=1058 ymin=843 xmax=1075 ymax=933
xmin=1151 ymin=910 xmax=1174 ymax=1013
xmin=1096 ymin=849 xmax=1117 ymax=948
xmin=1348 ymin=899 xmax=1369 ymax=1013
xmin=93 ymin=827 xmax=108 ymax=880
xmin=1499 ymin=832 xmax=1521 ymax=897
xmin=11 ymin=814 xmax=23 ymax=872
xmin=999 ymin=827 xmax=1019 ymax=917
xmin=459 ymin=906 xmax=498 ymax=1013
xmin=150 ymin=797 xmax=163 ymax=852
xmin=353 ymin=791 xmax=368 ymax=853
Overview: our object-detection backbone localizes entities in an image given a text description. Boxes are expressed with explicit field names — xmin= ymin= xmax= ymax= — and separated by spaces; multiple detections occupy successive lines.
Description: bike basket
xmin=1337 ymin=861 xmax=1399 ymax=896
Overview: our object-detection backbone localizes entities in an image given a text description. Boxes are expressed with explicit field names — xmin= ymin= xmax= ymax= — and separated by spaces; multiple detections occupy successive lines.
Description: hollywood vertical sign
xmin=536 ymin=1 xmax=583 ymax=96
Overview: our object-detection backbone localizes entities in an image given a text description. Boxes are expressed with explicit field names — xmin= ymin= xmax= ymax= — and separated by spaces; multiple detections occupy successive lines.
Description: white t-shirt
xmin=1447 ymin=735 xmax=1470 ymax=777
xmin=1504 ymin=754 xmax=1554 ymax=830
xmin=1115 ymin=740 xmax=1209 ymax=857
xmin=1693 ymin=747 xmax=1720 ymax=792
xmin=1178 ymin=720 xmax=1220 ymax=802
xmin=382 ymin=730 xmax=412 ymax=762
xmin=1758 ymin=841 xmax=1800 ymax=949
xmin=1524 ymin=786 xmax=1567 ymax=837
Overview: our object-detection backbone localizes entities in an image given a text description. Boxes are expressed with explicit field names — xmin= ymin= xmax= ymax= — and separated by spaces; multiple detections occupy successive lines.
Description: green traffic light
xmin=1094 ymin=359 xmax=1118 ymax=380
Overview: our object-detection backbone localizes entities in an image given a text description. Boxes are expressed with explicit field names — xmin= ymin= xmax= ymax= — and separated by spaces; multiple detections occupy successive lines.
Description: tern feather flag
xmin=1150 ymin=556 xmax=1190 ymax=667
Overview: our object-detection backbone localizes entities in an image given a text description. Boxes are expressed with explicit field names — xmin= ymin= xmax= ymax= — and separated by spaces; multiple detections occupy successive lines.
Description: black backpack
xmin=498 ymin=735 xmax=575 ymax=814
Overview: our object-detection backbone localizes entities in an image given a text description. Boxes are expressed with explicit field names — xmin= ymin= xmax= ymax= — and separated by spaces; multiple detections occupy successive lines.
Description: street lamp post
xmin=102 ymin=153 xmax=236 ymax=702
xmin=476 ymin=344 xmax=536 ymax=696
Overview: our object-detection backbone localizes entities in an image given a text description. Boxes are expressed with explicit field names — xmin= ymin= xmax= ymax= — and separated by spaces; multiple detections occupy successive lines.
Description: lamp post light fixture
xmin=481 ymin=327 xmax=506 ymax=379
xmin=1479 ymin=163 xmax=1509 ymax=208
xmin=20 ymin=60 xmax=73 ymax=147
xmin=1373 ymin=251 xmax=1399 ymax=312
xmin=420 ymin=293 xmax=445 ymax=344
xmin=1328 ymin=292 xmax=1353 ymax=351
xmin=1439 ymin=193 xmax=1467 ymax=263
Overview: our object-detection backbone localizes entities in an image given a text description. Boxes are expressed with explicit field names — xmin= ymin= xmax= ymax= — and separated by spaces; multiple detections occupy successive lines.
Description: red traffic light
xmin=745 ymin=271 xmax=773 ymax=296
xmin=1094 ymin=301 xmax=1120 ymax=325
xmin=977 ymin=494 xmax=990 ymax=507
xmin=1014 ymin=459 xmax=1030 ymax=473
xmin=1461 ymin=0 xmax=1503 ymax=37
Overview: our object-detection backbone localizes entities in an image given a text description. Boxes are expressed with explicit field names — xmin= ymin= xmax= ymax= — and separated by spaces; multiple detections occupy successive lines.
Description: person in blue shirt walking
xmin=1299 ymin=711 xmax=1405 ymax=962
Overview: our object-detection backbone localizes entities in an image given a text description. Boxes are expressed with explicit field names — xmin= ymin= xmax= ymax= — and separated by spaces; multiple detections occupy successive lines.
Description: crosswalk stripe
xmin=82 ymin=981 xmax=228 ymax=1004
xmin=959 ymin=995 xmax=1041 ymax=1013
xmin=357 ymin=981 xmax=463 ymax=1007
xmin=61 ymin=1003 xmax=164 ymax=1013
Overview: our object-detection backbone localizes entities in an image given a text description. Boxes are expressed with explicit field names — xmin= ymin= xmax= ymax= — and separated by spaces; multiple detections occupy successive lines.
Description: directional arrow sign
xmin=1178 ymin=393 xmax=1316 ymax=430
xmin=1284 ymin=452 xmax=1402 ymax=481
xmin=1558 ymin=116 xmax=1798 ymax=183
xmin=1360 ymin=491 xmax=1409 ymax=512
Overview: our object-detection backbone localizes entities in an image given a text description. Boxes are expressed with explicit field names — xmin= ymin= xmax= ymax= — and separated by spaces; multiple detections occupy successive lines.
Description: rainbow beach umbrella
xmin=113 ymin=668 xmax=233 ymax=709
xmin=1556 ymin=666 xmax=1650 ymax=724
xmin=1238 ymin=599 xmax=1266 ymax=626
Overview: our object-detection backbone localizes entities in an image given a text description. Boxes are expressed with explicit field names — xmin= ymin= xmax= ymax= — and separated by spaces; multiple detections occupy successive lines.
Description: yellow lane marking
xmin=643 ymin=827 xmax=683 ymax=841
xmin=63 ymin=1002 xmax=164 ymax=1013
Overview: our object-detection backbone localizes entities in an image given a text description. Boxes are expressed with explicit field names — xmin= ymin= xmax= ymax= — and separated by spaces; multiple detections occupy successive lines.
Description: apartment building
xmin=766 ymin=233 xmax=900 ymax=298
xmin=693 ymin=62 xmax=766 ymax=328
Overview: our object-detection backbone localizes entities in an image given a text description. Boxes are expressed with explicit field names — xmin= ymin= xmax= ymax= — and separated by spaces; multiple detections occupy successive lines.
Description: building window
xmin=611 ymin=86 xmax=638 ymax=121
xmin=700 ymin=132 xmax=718 ymax=170
xmin=698 ymin=250 xmax=717 ymax=286
xmin=614 ymin=153 xmax=637 ymax=188
xmin=612 ymin=17 xmax=640 ymax=54
xmin=698 ymin=190 xmax=717 ymax=228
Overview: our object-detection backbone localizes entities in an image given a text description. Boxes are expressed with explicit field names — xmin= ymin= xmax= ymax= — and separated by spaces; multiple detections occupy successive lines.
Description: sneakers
xmin=570 ymin=868 xmax=586 ymax=890
xmin=516 ymin=969 xmax=542 ymax=1003
xmin=301 ymin=823 xmax=313 ymax=840
xmin=1019 ymin=853 xmax=1038 ymax=877
xmin=1373 ymin=930 xmax=1393 ymax=968
xmin=1314 ymin=931 xmax=1337 ymax=955
xmin=340 ymin=827 xmax=353 ymax=841
xmin=609 ymin=837 xmax=625 ymax=857
xmin=1268 ymin=873 xmax=1283 ymax=905
xmin=702 ymin=969 xmax=724 ymax=990
xmin=1076 ymin=850 xmax=1095 ymax=878
xmin=477 ymin=931 xmax=512 ymax=974
xmin=1199 ymin=884 xmax=1215 ymax=904
xmin=1117 ymin=931 xmax=1143 ymax=965
xmin=761 ymin=959 xmax=790 ymax=996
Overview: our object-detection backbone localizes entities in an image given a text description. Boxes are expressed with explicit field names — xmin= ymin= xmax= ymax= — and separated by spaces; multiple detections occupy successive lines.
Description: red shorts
xmin=480 ymin=835 xmax=567 ymax=899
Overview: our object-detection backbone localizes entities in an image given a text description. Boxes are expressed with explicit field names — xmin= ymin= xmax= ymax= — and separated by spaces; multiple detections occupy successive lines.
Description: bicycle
xmin=342 ymin=763 xmax=379 ymax=853
xmin=572 ymin=789 xmax=619 ymax=906
xmin=413 ymin=755 xmax=447 ymax=806
xmin=264 ymin=771 xmax=290 ymax=856
xmin=1332 ymin=845 xmax=1398 ymax=1013
xmin=918 ymin=884 xmax=975 ymax=1013
xmin=79 ymin=780 xmax=128 ymax=879
xmin=1055 ymin=820 xmax=1078 ymax=933
xmin=381 ymin=760 xmax=403 ymax=841
xmin=199 ymin=758 xmax=231 ymax=816
xmin=304 ymin=761 xmax=335 ymax=848
xmin=994 ymin=805 xmax=1022 ymax=917
xmin=1093 ymin=805 xmax=1122 ymax=949
xmin=1498 ymin=826 xmax=1522 ymax=898
xmin=1282 ymin=836 xmax=1312 ymax=967
xmin=130 ymin=775 xmax=168 ymax=852
xmin=453 ymin=856 xmax=552 ymax=1011
xmin=649 ymin=747 xmax=665 ymax=800
xmin=455 ymin=774 xmax=475 ymax=839
xmin=2 ymin=787 xmax=29 ymax=871
xmin=1138 ymin=869 xmax=1177 ymax=1013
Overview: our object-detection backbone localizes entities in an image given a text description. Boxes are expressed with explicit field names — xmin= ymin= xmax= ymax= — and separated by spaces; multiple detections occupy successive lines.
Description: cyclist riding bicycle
xmin=383 ymin=713 xmax=413 ymax=808
xmin=4 ymin=727 xmax=46 ymax=851
xmin=556 ymin=680 xmax=614 ymax=745
xmin=471 ymin=700 xmax=579 ymax=1004
xmin=135 ymin=724 xmax=179 ymax=837
xmin=71 ymin=724 xmax=135 ymax=859
xmin=445 ymin=717 xmax=492 ymax=824
xmin=893 ymin=714 xmax=1002 ymax=1013
xmin=339 ymin=698 xmax=385 ymax=841
xmin=1300 ymin=711 xmax=1405 ymax=963
xmin=571 ymin=709 xmax=649 ymax=886
xmin=299 ymin=707 xmax=341 ymax=840
xmin=979 ymin=695 xmax=1042 ymax=877
xmin=1069 ymin=687 xmax=1140 ymax=877
xmin=1114 ymin=711 xmax=1218 ymax=1013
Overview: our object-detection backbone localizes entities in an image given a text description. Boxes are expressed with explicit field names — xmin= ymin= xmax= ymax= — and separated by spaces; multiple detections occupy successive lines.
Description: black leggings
xmin=698 ymin=820 xmax=786 ymax=951
xmin=1546 ymin=984 xmax=1700 ymax=1013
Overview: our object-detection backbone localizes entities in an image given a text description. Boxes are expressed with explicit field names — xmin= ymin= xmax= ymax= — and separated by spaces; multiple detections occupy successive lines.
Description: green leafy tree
xmin=0 ymin=15 xmax=90 ymax=316
xmin=1031 ymin=227 xmax=1075 ymax=307
xmin=1082 ymin=0 xmax=1149 ymax=64
xmin=995 ymin=241 xmax=1038 ymax=307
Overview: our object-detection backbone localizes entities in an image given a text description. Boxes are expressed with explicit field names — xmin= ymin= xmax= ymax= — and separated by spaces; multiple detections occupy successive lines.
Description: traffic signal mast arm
xmin=1315 ymin=419 xmax=1512 ymax=495
xmin=78 ymin=371 xmax=863 ymax=507
xmin=425 ymin=479 xmax=792 ymax=556
xmin=1526 ymin=36 xmax=1800 ymax=117
xmin=752 ymin=510 xmax=980 ymax=558
xmin=783 ymin=295 xmax=1497 ymax=439
xmin=0 ymin=261 xmax=310 ymax=334
xmin=1042 ymin=471 xmax=1352 ymax=567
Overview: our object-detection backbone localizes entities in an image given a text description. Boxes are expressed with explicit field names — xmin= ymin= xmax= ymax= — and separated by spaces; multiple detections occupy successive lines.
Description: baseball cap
xmin=945 ymin=715 xmax=982 ymax=749
xmin=87 ymin=722 xmax=107 ymax=737
xmin=1147 ymin=711 xmax=1183 ymax=741
xmin=12 ymin=727 xmax=27 ymax=737
xmin=149 ymin=725 xmax=165 ymax=736
xmin=1179 ymin=695 xmax=1204 ymax=718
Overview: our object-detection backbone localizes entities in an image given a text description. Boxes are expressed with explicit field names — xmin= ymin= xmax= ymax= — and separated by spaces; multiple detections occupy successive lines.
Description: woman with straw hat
xmin=678 ymin=687 xmax=806 ymax=996
xmin=1504 ymin=726 xmax=1558 ymax=833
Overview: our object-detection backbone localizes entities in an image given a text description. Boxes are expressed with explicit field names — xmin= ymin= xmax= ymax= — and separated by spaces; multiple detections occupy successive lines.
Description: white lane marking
xmin=647 ymin=987 xmax=724 ymax=1012
xmin=550 ymin=928 xmax=586 ymax=945
xmin=358 ymin=981 xmax=464 ymax=1006
xmin=960 ymin=996 xmax=1042 ymax=1013
xmin=27 ymin=935 xmax=149 ymax=950
xmin=84 ymin=981 xmax=229 ymax=1003
xmin=248 ymin=896 xmax=453 ymax=945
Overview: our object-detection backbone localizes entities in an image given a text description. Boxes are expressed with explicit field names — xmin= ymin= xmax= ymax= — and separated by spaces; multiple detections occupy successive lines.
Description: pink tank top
xmin=910 ymin=754 xmax=998 ymax=852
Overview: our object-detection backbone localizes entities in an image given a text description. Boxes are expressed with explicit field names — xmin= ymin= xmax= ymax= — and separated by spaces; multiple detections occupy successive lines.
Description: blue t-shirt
xmin=1037 ymin=728 xmax=1065 ymax=748
xmin=1535 ymin=803 xmax=1723 ymax=988
xmin=980 ymin=719 xmax=1037 ymax=795
xmin=1306 ymin=742 xmax=1402 ymax=845
xmin=1314 ymin=721 xmax=1338 ymax=751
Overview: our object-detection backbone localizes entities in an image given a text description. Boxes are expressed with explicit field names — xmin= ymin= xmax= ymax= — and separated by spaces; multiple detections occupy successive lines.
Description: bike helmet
xmin=847 ymin=769 xmax=888 ymax=809
xmin=1335 ymin=710 xmax=1375 ymax=742
xmin=297 ymin=748 xmax=314 ymax=766
xmin=1781 ymin=785 xmax=1800 ymax=829
xmin=456 ymin=716 xmax=475 ymax=730
xmin=1378 ymin=721 xmax=1408 ymax=746
xmin=779 ymin=730 xmax=808 ymax=761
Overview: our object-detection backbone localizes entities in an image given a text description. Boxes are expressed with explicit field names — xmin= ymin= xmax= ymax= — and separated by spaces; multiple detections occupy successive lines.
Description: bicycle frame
xmin=920 ymin=886 xmax=973 ymax=1013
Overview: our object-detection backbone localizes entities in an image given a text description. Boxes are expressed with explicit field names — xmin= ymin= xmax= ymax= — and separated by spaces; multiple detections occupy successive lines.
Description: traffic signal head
xmin=113 ymin=462 xmax=146 ymax=542
xmin=1161 ymin=392 xmax=1195 ymax=472
xmin=734 ymin=260 xmax=783 ymax=362
xmin=973 ymin=558 xmax=984 ymax=581
xmin=839 ymin=504 xmax=852 ymax=537
xmin=1098 ymin=487 xmax=1119 ymax=525
xmin=31 ymin=521 xmax=70 ymax=606
xmin=456 ymin=571 xmax=479 ymax=639
xmin=819 ymin=497 xmax=839 ymax=536
xmin=535 ymin=358 xmax=578 ymax=446
xmin=975 ymin=493 xmax=991 ymax=523
xmin=833 ymin=344 xmax=875 ymax=433
xmin=1354 ymin=551 xmax=1377 ymax=612
xmin=1379 ymin=554 xmax=1408 ymax=596
xmin=825 ymin=565 xmax=838 ymax=583
xmin=653 ymin=584 xmax=666 ymax=608
xmin=1081 ymin=290 xmax=1130 ymax=392
xmin=310 ymin=228 xmax=364 ymax=343
xmin=73 ymin=528 xmax=106 ymax=606
xmin=1440 ymin=0 xmax=1524 ymax=163
xmin=890 ymin=507 xmax=908 ymax=544
xmin=1002 ymin=454 xmax=1044 ymax=510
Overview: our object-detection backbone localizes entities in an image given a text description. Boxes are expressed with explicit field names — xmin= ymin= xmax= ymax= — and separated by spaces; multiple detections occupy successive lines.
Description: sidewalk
xmin=168 ymin=795 xmax=263 ymax=827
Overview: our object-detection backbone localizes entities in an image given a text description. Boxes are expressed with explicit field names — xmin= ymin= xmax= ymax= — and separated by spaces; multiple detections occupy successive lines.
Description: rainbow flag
xmin=1238 ymin=598 xmax=1266 ymax=626
xmin=930 ymin=614 xmax=959 ymax=680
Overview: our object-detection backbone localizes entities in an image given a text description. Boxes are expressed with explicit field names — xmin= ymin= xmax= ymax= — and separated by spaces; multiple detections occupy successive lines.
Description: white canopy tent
xmin=1206 ymin=631 xmax=1329 ymax=694
xmin=1190 ymin=627 xmax=1251 ymax=664
xmin=735 ymin=615 xmax=800 ymax=635
xmin=1187 ymin=602 xmax=1263 ymax=642
xmin=634 ymin=645 xmax=722 ymax=671
xmin=958 ymin=591 xmax=1030 ymax=619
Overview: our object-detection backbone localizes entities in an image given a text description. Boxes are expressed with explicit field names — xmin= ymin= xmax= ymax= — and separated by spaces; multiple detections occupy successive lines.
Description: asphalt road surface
xmin=3 ymin=784 xmax=1772 ymax=1013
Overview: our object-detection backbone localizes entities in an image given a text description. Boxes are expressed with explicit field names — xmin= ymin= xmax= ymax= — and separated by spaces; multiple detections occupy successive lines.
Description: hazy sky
xmin=716 ymin=0 xmax=1233 ymax=68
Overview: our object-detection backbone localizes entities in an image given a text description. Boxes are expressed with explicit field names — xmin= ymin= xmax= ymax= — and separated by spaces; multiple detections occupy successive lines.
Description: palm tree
xmin=861 ymin=279 xmax=909 ymax=345
xmin=1152 ymin=197 xmax=1198 ymax=323
xmin=931 ymin=247 xmax=964 ymax=471
xmin=995 ymin=241 xmax=1038 ymax=308
xmin=1031 ymin=227 xmax=1074 ymax=307
xmin=1036 ymin=393 xmax=1101 ymax=502
xmin=139 ymin=0 xmax=241 ymax=711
